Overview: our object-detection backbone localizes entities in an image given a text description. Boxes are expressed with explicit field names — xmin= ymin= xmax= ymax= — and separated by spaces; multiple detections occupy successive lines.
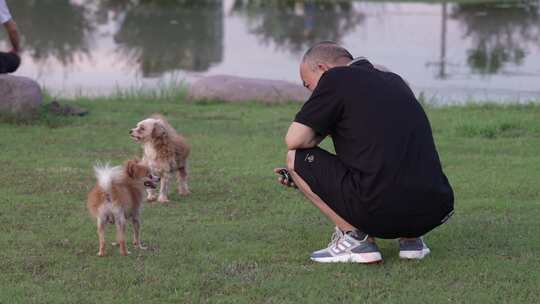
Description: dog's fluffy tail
xmin=93 ymin=162 xmax=123 ymax=193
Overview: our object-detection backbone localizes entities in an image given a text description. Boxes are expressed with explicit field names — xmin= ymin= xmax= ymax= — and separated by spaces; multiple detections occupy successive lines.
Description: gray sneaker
xmin=399 ymin=237 xmax=431 ymax=260
xmin=310 ymin=227 xmax=383 ymax=263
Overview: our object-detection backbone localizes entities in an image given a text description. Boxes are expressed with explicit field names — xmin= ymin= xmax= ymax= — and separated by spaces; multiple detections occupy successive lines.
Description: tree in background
xmin=7 ymin=0 xmax=93 ymax=65
xmin=99 ymin=0 xmax=224 ymax=77
xmin=452 ymin=2 xmax=540 ymax=75
xmin=231 ymin=0 xmax=364 ymax=54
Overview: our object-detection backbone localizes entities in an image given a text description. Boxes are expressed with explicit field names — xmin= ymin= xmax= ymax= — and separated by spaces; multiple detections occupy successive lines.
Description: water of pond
xmin=1 ymin=0 xmax=539 ymax=103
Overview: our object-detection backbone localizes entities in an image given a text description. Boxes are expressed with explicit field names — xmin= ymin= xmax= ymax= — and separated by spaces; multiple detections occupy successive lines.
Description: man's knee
xmin=7 ymin=53 xmax=21 ymax=73
xmin=286 ymin=150 xmax=296 ymax=172
xmin=0 ymin=53 xmax=20 ymax=74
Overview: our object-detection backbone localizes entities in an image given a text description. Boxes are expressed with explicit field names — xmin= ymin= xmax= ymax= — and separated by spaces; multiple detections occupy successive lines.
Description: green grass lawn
xmin=1 ymin=96 xmax=539 ymax=303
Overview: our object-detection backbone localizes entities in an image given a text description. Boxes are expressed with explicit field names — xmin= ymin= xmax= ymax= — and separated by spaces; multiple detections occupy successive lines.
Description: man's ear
xmin=151 ymin=122 xmax=165 ymax=138
xmin=317 ymin=63 xmax=331 ymax=72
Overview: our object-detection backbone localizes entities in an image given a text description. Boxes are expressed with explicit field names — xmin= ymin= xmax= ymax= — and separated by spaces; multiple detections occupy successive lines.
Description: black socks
xmin=345 ymin=229 xmax=368 ymax=241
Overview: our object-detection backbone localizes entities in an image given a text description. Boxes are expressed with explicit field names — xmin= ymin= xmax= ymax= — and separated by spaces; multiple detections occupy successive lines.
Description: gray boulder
xmin=0 ymin=75 xmax=43 ymax=119
xmin=188 ymin=75 xmax=310 ymax=103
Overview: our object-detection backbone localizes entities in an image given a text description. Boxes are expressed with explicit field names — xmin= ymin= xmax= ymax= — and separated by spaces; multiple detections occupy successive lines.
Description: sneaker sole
xmin=399 ymin=248 xmax=431 ymax=260
xmin=310 ymin=252 xmax=383 ymax=264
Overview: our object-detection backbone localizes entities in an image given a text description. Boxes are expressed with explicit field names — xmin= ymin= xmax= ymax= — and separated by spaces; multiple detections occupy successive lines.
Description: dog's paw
xmin=178 ymin=189 xmax=191 ymax=196
xmin=97 ymin=251 xmax=105 ymax=257
xmin=133 ymin=241 xmax=148 ymax=250
xmin=120 ymin=250 xmax=131 ymax=256
xmin=158 ymin=196 xmax=169 ymax=203
xmin=147 ymin=195 xmax=158 ymax=202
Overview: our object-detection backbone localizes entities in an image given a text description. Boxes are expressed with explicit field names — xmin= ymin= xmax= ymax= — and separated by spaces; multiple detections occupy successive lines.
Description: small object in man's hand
xmin=279 ymin=168 xmax=292 ymax=185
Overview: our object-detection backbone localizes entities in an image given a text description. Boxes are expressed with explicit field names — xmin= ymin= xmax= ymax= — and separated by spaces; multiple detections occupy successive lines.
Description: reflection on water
xmin=0 ymin=0 xmax=539 ymax=101
xmin=231 ymin=0 xmax=364 ymax=53
xmin=106 ymin=0 xmax=223 ymax=76
xmin=452 ymin=2 xmax=540 ymax=75
xmin=9 ymin=0 xmax=93 ymax=65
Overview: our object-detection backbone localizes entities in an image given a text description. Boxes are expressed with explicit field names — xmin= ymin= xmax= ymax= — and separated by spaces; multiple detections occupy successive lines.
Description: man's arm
xmin=4 ymin=20 xmax=21 ymax=54
xmin=285 ymin=122 xmax=325 ymax=150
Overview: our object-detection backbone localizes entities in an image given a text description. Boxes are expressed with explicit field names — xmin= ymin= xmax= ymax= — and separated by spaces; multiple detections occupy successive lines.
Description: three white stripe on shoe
xmin=332 ymin=240 xmax=352 ymax=254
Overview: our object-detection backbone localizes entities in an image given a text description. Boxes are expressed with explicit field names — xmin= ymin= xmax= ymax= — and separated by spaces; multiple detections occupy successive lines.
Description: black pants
xmin=0 ymin=52 xmax=20 ymax=74
xmin=294 ymin=147 xmax=453 ymax=239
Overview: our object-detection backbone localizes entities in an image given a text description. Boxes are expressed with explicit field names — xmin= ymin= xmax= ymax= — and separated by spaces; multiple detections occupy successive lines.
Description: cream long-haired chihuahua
xmin=87 ymin=159 xmax=160 ymax=256
xmin=129 ymin=114 xmax=190 ymax=203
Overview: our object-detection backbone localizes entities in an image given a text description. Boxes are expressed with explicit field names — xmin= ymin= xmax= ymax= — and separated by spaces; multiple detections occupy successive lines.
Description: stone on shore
xmin=188 ymin=75 xmax=310 ymax=103
xmin=45 ymin=100 xmax=89 ymax=117
xmin=0 ymin=75 xmax=43 ymax=119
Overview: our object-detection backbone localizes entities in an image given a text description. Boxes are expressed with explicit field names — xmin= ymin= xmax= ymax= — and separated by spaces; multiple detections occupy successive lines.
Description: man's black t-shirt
xmin=294 ymin=60 xmax=453 ymax=216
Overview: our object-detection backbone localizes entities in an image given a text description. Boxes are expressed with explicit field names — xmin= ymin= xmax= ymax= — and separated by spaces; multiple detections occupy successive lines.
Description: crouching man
xmin=275 ymin=41 xmax=454 ymax=263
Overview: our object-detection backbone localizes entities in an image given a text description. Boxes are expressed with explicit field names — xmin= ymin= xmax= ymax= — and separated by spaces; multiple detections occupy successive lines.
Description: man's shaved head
xmin=299 ymin=41 xmax=353 ymax=91
xmin=302 ymin=41 xmax=353 ymax=70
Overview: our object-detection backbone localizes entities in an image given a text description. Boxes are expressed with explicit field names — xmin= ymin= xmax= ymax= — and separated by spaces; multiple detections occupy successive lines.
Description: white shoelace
xmin=328 ymin=227 xmax=345 ymax=248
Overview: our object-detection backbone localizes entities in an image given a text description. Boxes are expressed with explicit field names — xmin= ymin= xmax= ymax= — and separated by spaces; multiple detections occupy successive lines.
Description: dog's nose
xmin=129 ymin=130 xmax=133 ymax=134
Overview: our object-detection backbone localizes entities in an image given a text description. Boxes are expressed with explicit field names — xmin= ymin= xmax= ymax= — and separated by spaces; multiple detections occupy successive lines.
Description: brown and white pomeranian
xmin=87 ymin=159 xmax=160 ymax=257
xmin=129 ymin=114 xmax=190 ymax=203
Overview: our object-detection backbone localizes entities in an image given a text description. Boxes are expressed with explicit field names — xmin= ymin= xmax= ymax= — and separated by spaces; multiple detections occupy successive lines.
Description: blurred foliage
xmin=9 ymin=0 xmax=93 ymax=65
xmin=452 ymin=2 xmax=540 ymax=74
xmin=231 ymin=0 xmax=364 ymax=54
xmin=106 ymin=0 xmax=224 ymax=76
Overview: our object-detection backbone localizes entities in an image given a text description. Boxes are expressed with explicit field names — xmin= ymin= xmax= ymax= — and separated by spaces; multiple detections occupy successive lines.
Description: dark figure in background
xmin=0 ymin=0 xmax=21 ymax=74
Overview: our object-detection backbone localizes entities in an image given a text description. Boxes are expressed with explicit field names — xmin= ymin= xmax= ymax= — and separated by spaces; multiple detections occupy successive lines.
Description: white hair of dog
xmin=93 ymin=162 xmax=123 ymax=193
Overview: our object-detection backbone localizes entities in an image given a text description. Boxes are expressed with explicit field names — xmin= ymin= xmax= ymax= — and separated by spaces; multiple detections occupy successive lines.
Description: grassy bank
xmin=1 ymin=96 xmax=539 ymax=303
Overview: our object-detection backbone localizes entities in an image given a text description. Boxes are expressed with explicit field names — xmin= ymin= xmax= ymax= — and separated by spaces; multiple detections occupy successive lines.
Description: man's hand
xmin=273 ymin=168 xmax=297 ymax=188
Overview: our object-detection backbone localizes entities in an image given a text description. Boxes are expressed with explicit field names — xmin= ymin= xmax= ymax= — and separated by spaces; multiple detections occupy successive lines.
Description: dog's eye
xmin=140 ymin=127 xmax=145 ymax=131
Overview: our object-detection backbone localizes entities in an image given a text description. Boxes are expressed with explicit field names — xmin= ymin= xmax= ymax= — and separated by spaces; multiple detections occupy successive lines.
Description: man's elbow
xmin=286 ymin=137 xmax=315 ymax=150
xmin=284 ymin=137 xmax=296 ymax=150
xmin=285 ymin=136 xmax=303 ymax=150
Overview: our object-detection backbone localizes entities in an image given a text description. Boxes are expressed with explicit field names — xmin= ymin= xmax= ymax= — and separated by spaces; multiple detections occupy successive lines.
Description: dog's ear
xmin=126 ymin=160 xmax=136 ymax=178
xmin=151 ymin=122 xmax=165 ymax=138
